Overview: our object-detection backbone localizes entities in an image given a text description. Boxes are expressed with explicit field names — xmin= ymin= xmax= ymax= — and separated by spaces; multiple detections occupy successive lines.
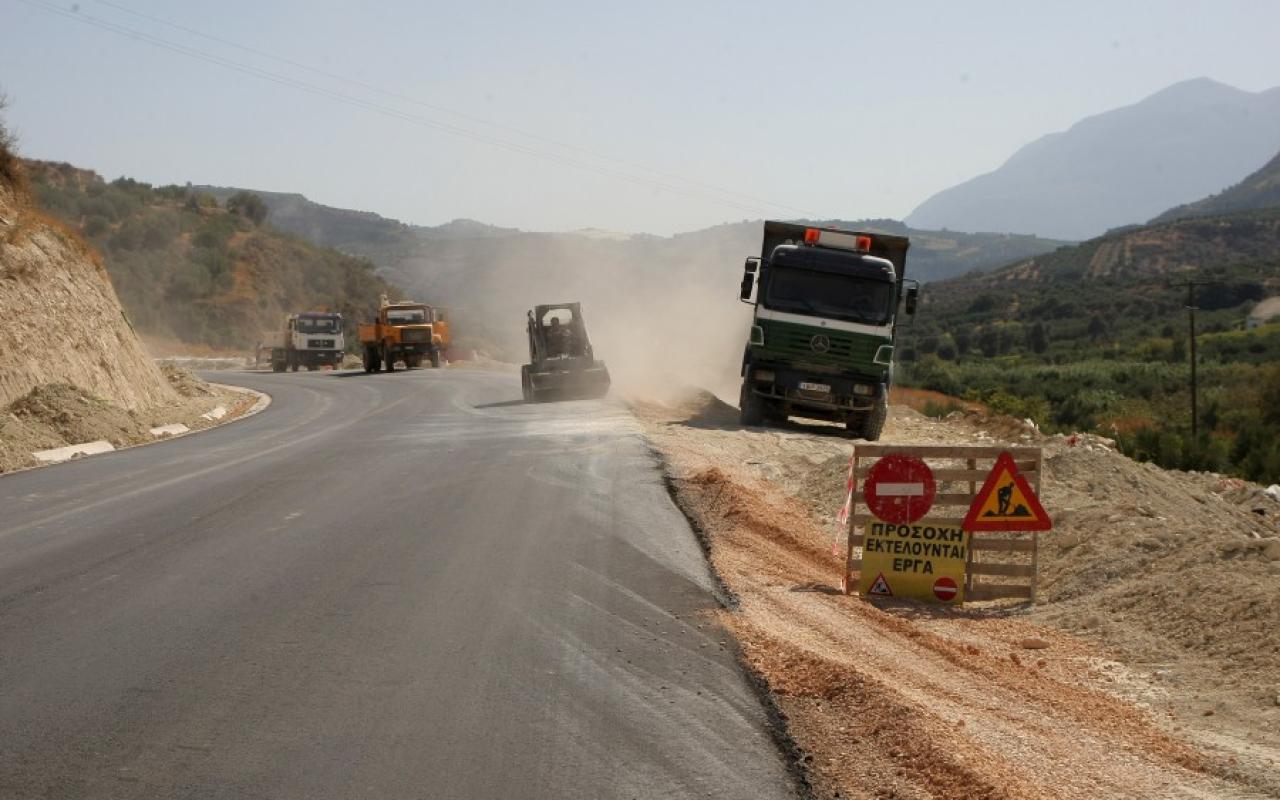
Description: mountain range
xmin=906 ymin=78 xmax=1280 ymax=240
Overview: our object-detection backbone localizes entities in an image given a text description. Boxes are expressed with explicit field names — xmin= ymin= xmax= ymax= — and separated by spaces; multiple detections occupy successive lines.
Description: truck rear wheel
xmin=739 ymin=383 xmax=764 ymax=427
xmin=384 ymin=349 xmax=396 ymax=372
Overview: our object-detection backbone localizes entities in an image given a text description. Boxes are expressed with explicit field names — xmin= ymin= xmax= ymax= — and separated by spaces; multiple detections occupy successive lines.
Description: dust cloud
xmin=398 ymin=223 xmax=760 ymax=404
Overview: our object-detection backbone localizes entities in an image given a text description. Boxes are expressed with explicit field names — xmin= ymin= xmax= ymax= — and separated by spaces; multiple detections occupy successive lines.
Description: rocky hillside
xmin=906 ymin=78 xmax=1280 ymax=240
xmin=27 ymin=161 xmax=397 ymax=349
xmin=903 ymin=207 xmax=1280 ymax=365
xmin=927 ymin=208 xmax=1280 ymax=295
xmin=1153 ymin=147 xmax=1280 ymax=223
xmin=0 ymin=179 xmax=175 ymax=410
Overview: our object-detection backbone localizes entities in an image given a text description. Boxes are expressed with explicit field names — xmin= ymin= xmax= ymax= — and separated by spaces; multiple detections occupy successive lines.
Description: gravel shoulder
xmin=634 ymin=391 xmax=1280 ymax=799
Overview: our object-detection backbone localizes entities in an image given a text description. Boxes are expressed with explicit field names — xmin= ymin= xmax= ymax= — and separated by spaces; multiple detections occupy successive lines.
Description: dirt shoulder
xmin=635 ymin=392 xmax=1280 ymax=799
xmin=0 ymin=365 xmax=260 ymax=475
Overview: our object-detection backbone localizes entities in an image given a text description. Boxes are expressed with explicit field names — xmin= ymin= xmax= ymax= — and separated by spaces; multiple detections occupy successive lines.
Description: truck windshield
xmin=764 ymin=268 xmax=894 ymax=325
xmin=296 ymin=317 xmax=340 ymax=333
xmin=387 ymin=308 xmax=427 ymax=324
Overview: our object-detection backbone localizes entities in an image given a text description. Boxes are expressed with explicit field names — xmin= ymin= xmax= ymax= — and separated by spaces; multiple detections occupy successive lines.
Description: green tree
xmin=978 ymin=328 xmax=999 ymax=357
xmin=1028 ymin=321 xmax=1048 ymax=354
xmin=936 ymin=333 xmax=958 ymax=361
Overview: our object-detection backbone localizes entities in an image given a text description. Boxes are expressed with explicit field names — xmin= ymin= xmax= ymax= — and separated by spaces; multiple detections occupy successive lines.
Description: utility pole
xmin=1174 ymin=280 xmax=1210 ymax=442
xmin=1187 ymin=282 xmax=1198 ymax=441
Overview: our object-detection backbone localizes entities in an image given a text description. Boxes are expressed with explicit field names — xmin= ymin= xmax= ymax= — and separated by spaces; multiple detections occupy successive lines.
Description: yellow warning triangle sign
xmin=963 ymin=452 xmax=1052 ymax=532
xmin=867 ymin=572 xmax=893 ymax=597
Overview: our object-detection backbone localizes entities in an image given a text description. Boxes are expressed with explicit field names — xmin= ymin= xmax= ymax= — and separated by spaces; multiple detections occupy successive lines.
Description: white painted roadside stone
xmin=201 ymin=405 xmax=227 ymax=421
xmin=33 ymin=440 xmax=115 ymax=463
xmin=149 ymin=423 xmax=190 ymax=437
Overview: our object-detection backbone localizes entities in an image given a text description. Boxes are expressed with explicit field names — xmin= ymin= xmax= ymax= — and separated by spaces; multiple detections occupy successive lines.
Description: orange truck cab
xmin=358 ymin=300 xmax=451 ymax=372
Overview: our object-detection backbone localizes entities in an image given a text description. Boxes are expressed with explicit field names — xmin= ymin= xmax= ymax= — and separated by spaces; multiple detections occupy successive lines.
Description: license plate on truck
xmin=799 ymin=382 xmax=831 ymax=393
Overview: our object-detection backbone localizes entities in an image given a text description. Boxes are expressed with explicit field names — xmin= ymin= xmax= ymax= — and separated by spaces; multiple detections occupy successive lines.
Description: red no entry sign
xmin=864 ymin=454 xmax=936 ymax=525
xmin=933 ymin=576 xmax=959 ymax=602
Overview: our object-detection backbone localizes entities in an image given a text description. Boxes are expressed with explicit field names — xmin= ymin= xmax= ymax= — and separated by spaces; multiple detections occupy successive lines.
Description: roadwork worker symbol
xmin=997 ymin=482 xmax=1014 ymax=516
xmin=963 ymin=452 xmax=1052 ymax=532
xmin=867 ymin=572 xmax=893 ymax=597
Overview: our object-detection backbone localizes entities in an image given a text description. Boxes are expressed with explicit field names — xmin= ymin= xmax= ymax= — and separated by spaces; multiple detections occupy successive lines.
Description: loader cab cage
xmin=528 ymin=303 xmax=594 ymax=361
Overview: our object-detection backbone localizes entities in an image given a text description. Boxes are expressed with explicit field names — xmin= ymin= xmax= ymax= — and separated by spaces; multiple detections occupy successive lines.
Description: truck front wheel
xmin=851 ymin=393 xmax=888 ymax=441
xmin=430 ymin=348 xmax=442 ymax=368
xmin=384 ymin=348 xmax=396 ymax=372
xmin=739 ymin=383 xmax=764 ymax=427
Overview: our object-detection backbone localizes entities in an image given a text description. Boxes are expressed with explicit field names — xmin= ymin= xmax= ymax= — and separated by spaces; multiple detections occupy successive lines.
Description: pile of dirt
xmin=8 ymin=383 xmax=151 ymax=445
xmin=0 ymin=182 xmax=177 ymax=410
xmin=159 ymin=364 xmax=216 ymax=398
xmin=635 ymin=398 xmax=1279 ymax=798
xmin=0 ymin=365 xmax=255 ymax=475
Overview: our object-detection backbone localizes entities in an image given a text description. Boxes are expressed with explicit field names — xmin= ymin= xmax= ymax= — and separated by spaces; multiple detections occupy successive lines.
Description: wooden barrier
xmin=843 ymin=444 xmax=1042 ymax=602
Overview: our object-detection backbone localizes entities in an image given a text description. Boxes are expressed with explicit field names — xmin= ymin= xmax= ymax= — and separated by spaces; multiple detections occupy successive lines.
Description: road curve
xmin=0 ymin=367 xmax=797 ymax=799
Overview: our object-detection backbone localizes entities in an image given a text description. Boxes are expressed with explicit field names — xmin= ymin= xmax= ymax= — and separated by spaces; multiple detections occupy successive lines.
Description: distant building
xmin=1246 ymin=297 xmax=1280 ymax=330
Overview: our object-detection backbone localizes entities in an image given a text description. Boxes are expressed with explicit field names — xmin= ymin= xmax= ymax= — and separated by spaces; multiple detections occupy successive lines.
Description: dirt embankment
xmin=636 ymin=393 xmax=1280 ymax=799
xmin=0 ymin=183 xmax=177 ymax=410
xmin=0 ymin=181 xmax=253 ymax=473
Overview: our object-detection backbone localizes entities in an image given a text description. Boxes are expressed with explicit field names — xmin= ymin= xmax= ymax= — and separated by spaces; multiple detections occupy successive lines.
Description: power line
xmin=18 ymin=0 xmax=807 ymax=218
xmin=91 ymin=0 xmax=808 ymax=217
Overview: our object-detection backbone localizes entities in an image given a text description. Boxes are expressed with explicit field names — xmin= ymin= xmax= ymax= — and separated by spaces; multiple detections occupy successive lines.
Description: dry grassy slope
xmin=0 ymin=183 xmax=176 ymax=410
xmin=25 ymin=160 xmax=396 ymax=350
xmin=636 ymin=394 xmax=1280 ymax=799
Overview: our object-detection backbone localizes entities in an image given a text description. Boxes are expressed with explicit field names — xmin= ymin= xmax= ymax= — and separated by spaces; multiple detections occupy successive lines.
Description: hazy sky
xmin=4 ymin=0 xmax=1280 ymax=234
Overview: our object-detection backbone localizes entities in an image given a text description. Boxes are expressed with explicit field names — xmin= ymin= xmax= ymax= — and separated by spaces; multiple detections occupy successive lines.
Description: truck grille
xmin=401 ymin=328 xmax=431 ymax=343
xmin=308 ymin=339 xmax=335 ymax=348
xmin=757 ymin=320 xmax=887 ymax=371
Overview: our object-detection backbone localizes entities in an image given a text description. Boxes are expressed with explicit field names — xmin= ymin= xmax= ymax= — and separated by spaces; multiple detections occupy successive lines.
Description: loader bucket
xmin=525 ymin=361 xmax=611 ymax=402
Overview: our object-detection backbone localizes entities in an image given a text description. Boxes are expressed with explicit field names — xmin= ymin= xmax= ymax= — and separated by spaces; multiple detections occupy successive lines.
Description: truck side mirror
xmin=905 ymin=286 xmax=919 ymax=315
xmin=740 ymin=257 xmax=760 ymax=302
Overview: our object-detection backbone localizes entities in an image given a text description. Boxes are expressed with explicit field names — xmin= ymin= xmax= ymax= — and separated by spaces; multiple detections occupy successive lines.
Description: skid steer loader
xmin=521 ymin=303 xmax=611 ymax=402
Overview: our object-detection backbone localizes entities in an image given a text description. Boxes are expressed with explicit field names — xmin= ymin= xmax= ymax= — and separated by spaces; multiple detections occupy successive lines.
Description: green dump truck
xmin=736 ymin=221 xmax=918 ymax=439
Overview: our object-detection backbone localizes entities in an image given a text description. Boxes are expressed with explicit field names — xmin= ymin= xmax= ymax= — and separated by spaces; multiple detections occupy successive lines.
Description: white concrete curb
xmin=32 ymin=440 xmax=115 ymax=463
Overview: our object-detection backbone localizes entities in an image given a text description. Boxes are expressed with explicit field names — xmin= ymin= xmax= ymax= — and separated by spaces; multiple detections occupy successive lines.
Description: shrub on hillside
xmin=0 ymin=93 xmax=23 ymax=190
xmin=227 ymin=191 xmax=268 ymax=226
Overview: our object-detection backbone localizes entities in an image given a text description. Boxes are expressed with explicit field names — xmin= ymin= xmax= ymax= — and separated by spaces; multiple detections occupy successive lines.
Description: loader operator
xmin=547 ymin=317 xmax=573 ymax=357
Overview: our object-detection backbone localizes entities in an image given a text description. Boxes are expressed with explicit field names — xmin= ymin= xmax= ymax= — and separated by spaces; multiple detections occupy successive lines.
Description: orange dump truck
xmin=358 ymin=299 xmax=451 ymax=372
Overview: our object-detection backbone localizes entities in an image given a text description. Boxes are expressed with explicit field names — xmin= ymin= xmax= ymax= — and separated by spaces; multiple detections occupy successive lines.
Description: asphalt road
xmin=0 ymin=367 xmax=798 ymax=799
